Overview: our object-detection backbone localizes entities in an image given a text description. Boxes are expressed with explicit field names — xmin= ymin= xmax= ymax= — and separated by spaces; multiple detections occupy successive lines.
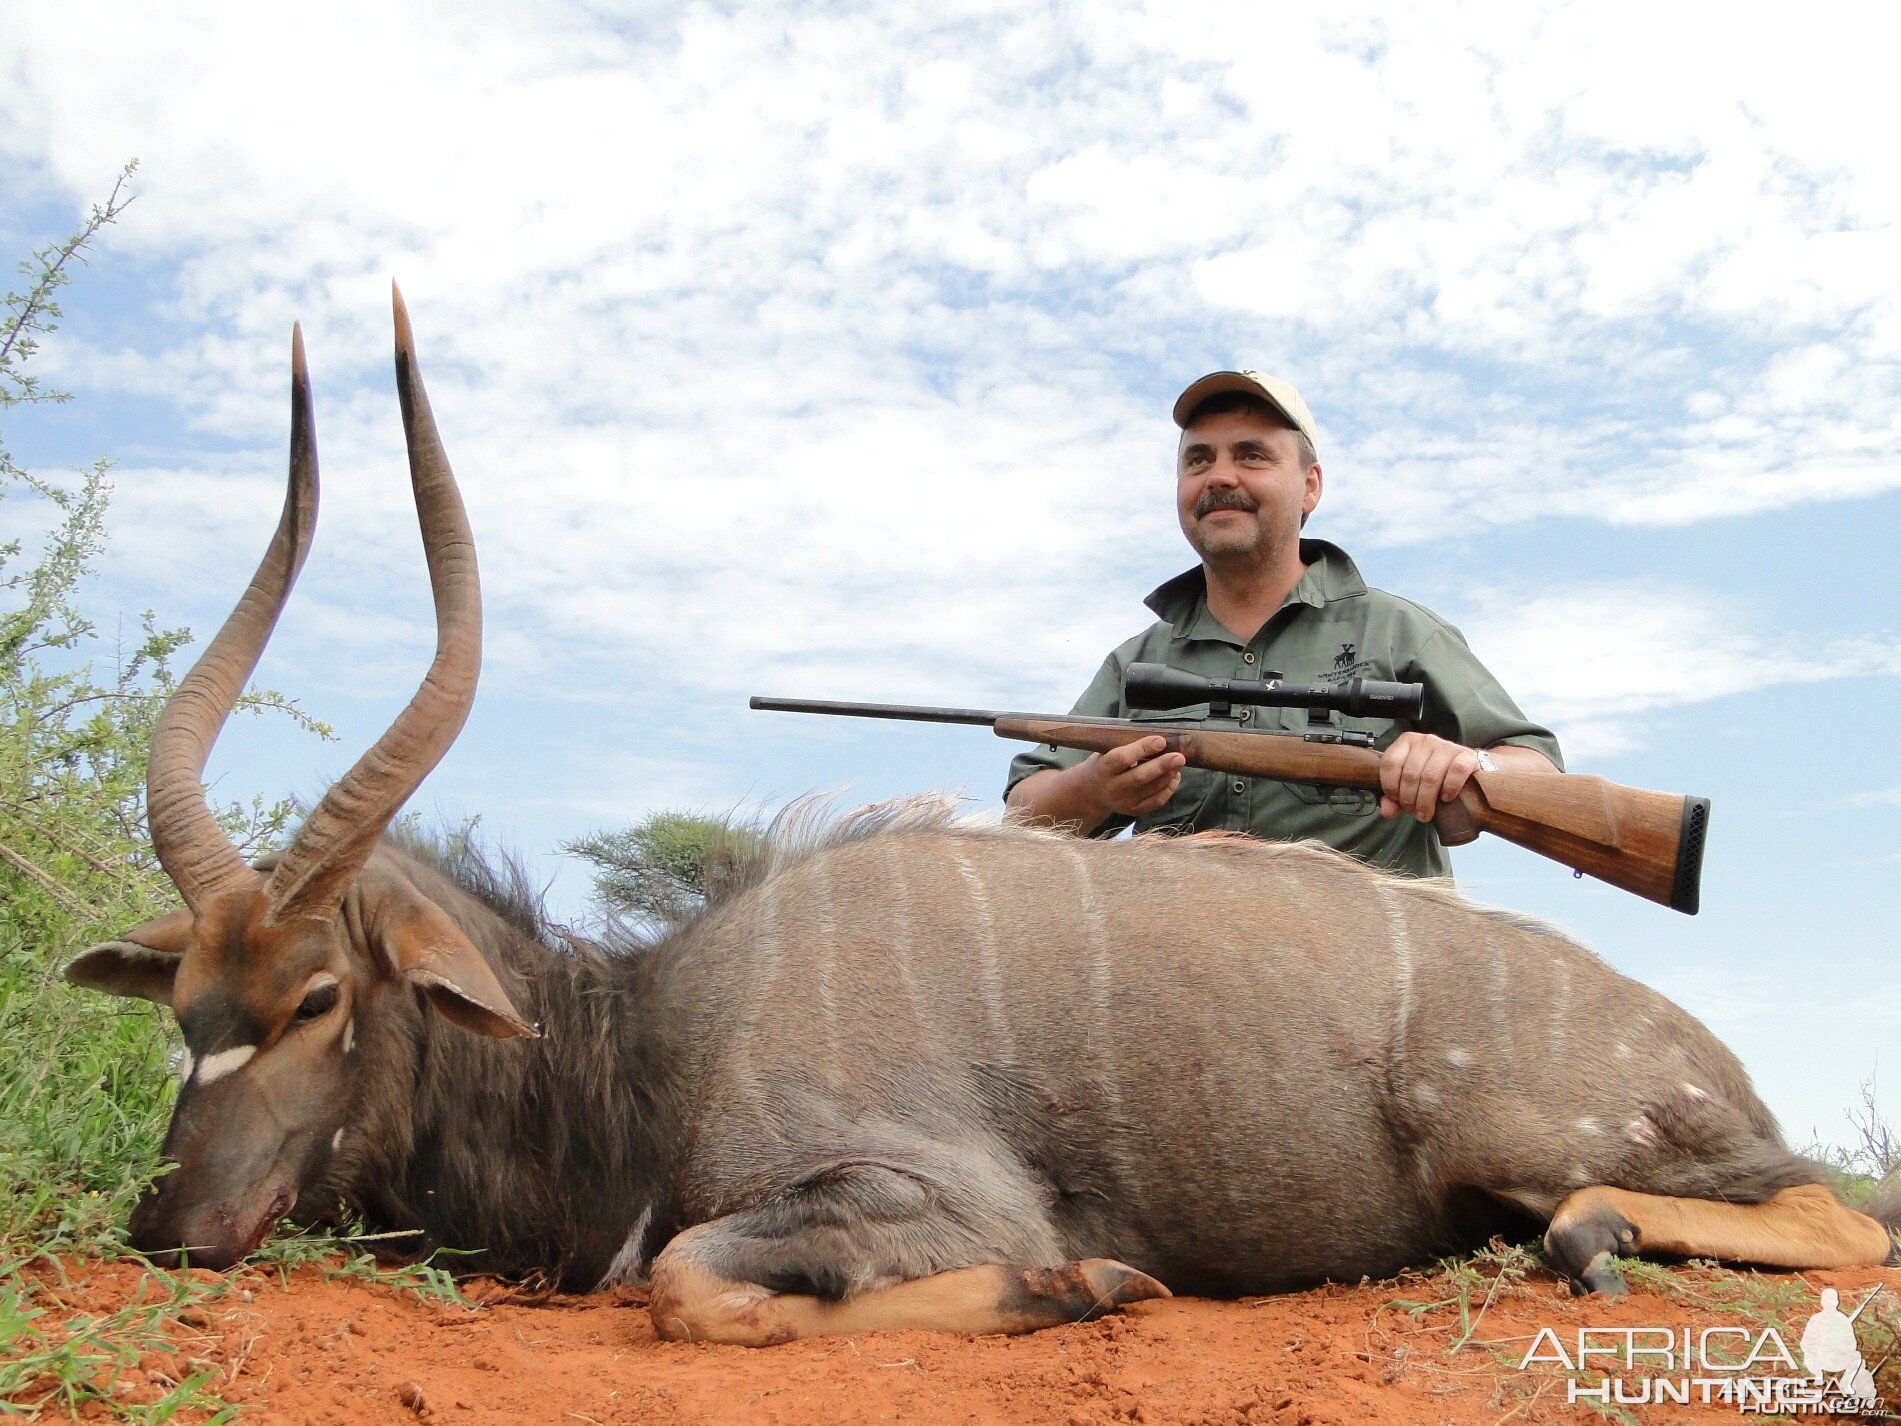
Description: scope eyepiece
xmin=1124 ymin=663 xmax=1424 ymax=723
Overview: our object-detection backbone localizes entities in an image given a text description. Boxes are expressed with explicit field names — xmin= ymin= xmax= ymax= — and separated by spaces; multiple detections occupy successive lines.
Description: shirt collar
xmin=1144 ymin=539 xmax=1368 ymax=641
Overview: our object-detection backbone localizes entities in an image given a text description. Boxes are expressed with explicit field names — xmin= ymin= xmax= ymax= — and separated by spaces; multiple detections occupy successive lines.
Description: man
xmin=1004 ymin=370 xmax=1562 ymax=879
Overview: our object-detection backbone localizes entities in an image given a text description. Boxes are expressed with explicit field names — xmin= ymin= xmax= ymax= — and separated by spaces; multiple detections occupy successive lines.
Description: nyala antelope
xmin=67 ymin=290 xmax=1900 ymax=1345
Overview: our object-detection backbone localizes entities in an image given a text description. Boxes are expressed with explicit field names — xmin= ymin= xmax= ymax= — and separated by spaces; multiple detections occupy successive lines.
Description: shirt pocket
xmin=1274 ymin=706 xmax=1384 ymax=816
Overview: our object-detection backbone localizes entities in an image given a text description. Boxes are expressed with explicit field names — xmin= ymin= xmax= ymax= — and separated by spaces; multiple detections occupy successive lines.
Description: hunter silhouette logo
xmin=1519 ymin=1283 xmax=1888 ymax=1413
xmin=1799 ymin=1285 xmax=1883 ymax=1403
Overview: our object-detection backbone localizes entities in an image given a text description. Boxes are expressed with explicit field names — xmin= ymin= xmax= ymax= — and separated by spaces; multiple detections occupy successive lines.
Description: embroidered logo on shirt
xmin=1326 ymin=642 xmax=1375 ymax=684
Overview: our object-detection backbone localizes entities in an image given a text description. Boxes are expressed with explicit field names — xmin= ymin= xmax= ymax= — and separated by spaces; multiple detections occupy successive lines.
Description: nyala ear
xmin=63 ymin=907 xmax=195 ymax=1005
xmin=372 ymin=884 xmax=539 ymax=1039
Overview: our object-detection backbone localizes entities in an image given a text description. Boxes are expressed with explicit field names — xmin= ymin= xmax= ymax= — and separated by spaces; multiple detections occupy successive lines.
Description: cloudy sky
xmin=5 ymin=1 xmax=1897 ymax=1145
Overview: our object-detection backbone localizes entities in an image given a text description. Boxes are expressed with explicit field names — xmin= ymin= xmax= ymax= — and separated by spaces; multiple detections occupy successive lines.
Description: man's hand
xmin=1375 ymin=734 xmax=1560 ymax=821
xmin=1084 ymin=736 xmax=1186 ymax=818
xmin=1005 ymin=737 xmax=1186 ymax=834
xmin=1378 ymin=731 xmax=1483 ymax=823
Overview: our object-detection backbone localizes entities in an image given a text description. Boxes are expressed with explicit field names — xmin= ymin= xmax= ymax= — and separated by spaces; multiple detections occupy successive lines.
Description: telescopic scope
xmin=1123 ymin=663 xmax=1425 ymax=722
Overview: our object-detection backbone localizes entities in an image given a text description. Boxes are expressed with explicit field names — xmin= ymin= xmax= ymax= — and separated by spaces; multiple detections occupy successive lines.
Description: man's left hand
xmin=1378 ymin=732 xmax=1484 ymax=823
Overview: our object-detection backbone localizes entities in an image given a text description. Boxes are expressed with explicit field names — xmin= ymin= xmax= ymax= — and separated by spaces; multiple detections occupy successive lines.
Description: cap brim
xmin=1173 ymin=371 xmax=1293 ymax=429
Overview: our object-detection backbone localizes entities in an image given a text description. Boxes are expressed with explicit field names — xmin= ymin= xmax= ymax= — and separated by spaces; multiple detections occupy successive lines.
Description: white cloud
xmin=1457 ymin=583 xmax=1901 ymax=759
xmin=8 ymin=3 xmax=1900 ymax=736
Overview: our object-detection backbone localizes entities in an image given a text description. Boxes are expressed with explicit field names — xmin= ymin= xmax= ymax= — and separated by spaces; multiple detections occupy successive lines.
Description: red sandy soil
xmin=18 ymin=1256 xmax=1901 ymax=1425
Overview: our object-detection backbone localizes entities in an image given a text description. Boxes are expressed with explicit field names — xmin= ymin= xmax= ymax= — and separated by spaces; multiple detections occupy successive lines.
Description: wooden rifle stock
xmin=998 ymin=716 xmax=1711 ymax=915
xmin=748 ymin=697 xmax=1711 ymax=914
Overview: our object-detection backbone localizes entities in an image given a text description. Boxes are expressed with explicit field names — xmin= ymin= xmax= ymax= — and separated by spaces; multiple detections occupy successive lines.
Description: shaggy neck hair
xmin=302 ymin=840 xmax=686 ymax=1291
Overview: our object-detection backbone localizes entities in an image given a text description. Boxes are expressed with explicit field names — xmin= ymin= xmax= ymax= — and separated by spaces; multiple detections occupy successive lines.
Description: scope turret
xmin=1124 ymin=663 xmax=1425 ymax=722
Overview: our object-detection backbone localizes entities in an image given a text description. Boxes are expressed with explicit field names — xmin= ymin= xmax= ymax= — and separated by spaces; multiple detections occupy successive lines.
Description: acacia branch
xmin=0 ymin=162 xmax=138 ymax=377
xmin=0 ymin=841 xmax=85 ymax=913
xmin=0 ymin=799 xmax=122 ymax=877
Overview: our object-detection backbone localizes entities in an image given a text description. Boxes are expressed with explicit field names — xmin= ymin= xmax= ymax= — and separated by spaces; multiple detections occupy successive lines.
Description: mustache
xmin=1195 ymin=491 xmax=1259 ymax=518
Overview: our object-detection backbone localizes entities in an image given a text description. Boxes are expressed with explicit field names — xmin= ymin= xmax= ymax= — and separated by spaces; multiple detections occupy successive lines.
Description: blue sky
xmin=3 ymin=0 xmax=1897 ymax=1147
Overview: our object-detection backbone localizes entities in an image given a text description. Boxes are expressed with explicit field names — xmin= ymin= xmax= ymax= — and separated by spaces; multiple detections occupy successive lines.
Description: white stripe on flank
xmin=1062 ymin=845 xmax=1126 ymax=1116
xmin=809 ymin=861 xmax=841 ymax=1087
xmin=733 ymin=877 xmax=785 ymax=1087
xmin=591 ymin=1205 xmax=654 ymax=1291
xmin=949 ymin=847 xmax=1014 ymax=1060
xmin=1062 ymin=845 xmax=1114 ymax=1055
xmin=1061 ymin=844 xmax=1148 ymax=1215
xmin=1373 ymin=883 xmax=1415 ymax=1051
xmin=1549 ymin=962 xmax=1572 ymax=1055
xmin=880 ymin=845 xmax=931 ymax=1037
xmin=194 ymin=1044 xmax=257 ymax=1085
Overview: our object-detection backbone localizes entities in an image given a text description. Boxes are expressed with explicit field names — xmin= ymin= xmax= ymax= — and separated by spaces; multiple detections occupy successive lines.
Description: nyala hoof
xmin=1546 ymin=1201 xmax=1638 ymax=1296
xmin=1077 ymin=1258 xmax=1173 ymax=1311
xmin=1005 ymin=1258 xmax=1172 ymax=1328
xmin=1566 ymin=1250 xmax=1630 ymax=1297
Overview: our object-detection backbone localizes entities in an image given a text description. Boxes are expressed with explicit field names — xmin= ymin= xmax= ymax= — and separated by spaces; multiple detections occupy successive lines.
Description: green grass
xmin=0 ymin=1254 xmax=237 ymax=1422
xmin=250 ymin=1224 xmax=472 ymax=1307
xmin=0 ymin=927 xmax=472 ymax=1418
xmin=0 ymin=1222 xmax=476 ymax=1421
xmin=1379 ymin=1240 xmax=1542 ymax=1357
xmin=0 ymin=929 xmax=176 ymax=1254
xmin=0 ymin=862 xmax=469 ymax=1421
xmin=0 ymin=910 xmax=447 ymax=1420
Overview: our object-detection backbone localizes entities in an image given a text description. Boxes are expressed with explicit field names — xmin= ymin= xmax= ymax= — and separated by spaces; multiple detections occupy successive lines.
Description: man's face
xmin=1176 ymin=409 xmax=1322 ymax=570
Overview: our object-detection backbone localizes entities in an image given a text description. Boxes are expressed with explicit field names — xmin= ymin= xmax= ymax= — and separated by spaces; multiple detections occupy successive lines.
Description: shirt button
xmin=1231 ymin=780 xmax=1246 ymax=795
xmin=1243 ymin=652 xmax=1256 ymax=664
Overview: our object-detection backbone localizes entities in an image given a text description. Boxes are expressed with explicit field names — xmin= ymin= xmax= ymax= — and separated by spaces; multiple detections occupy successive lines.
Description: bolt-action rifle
xmin=751 ymin=663 xmax=1711 ymax=914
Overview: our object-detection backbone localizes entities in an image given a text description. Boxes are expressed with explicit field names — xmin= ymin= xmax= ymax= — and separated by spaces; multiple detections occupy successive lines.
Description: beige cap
xmin=1172 ymin=370 xmax=1318 ymax=453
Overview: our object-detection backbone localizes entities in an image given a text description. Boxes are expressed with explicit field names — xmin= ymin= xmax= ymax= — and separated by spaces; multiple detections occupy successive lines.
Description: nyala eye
xmin=294 ymin=982 xmax=340 ymax=1023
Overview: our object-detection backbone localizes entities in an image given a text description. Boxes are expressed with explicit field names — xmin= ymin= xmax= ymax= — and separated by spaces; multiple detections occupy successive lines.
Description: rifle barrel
xmin=1847 ymin=1284 xmax=1885 ymax=1323
xmin=750 ymin=695 xmax=1009 ymax=728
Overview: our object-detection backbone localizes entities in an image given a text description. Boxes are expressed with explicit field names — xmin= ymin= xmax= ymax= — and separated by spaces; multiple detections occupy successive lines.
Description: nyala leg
xmin=1546 ymin=1183 xmax=1891 ymax=1295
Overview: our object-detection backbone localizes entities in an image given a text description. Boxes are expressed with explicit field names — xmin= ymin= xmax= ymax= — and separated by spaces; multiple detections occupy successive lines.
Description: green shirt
xmin=1004 ymin=540 xmax=1564 ymax=878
